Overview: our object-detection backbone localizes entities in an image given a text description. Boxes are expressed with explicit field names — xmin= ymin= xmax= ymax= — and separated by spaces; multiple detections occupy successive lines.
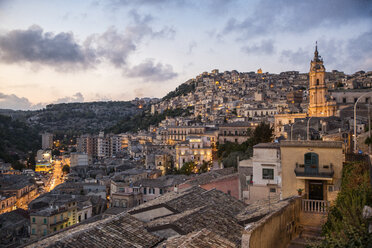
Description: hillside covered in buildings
xmin=1 ymin=46 xmax=372 ymax=248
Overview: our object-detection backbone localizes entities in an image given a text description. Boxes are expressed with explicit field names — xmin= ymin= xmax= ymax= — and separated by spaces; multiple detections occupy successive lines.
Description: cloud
xmin=280 ymin=34 xmax=372 ymax=73
xmin=0 ymin=92 xmax=43 ymax=110
xmin=85 ymin=27 xmax=135 ymax=68
xmin=109 ymin=0 xmax=186 ymax=8
xmin=222 ymin=0 xmax=372 ymax=40
xmin=280 ymin=48 xmax=309 ymax=69
xmin=187 ymin=41 xmax=197 ymax=54
xmin=0 ymin=11 xmax=176 ymax=72
xmin=0 ymin=25 xmax=95 ymax=70
xmin=347 ymin=31 xmax=372 ymax=61
xmin=0 ymin=92 xmax=86 ymax=110
xmin=126 ymin=59 xmax=178 ymax=82
xmin=242 ymin=39 xmax=275 ymax=55
xmin=54 ymin=92 xmax=84 ymax=103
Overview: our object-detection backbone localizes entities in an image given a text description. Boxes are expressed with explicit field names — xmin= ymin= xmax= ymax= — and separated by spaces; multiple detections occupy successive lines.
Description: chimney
xmin=174 ymin=185 xmax=178 ymax=193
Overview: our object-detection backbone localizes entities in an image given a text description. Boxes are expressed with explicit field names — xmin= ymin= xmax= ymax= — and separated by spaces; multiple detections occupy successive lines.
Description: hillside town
xmin=0 ymin=45 xmax=371 ymax=248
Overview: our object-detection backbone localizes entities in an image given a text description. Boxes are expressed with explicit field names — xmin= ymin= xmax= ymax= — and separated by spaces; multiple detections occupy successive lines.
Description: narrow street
xmin=47 ymin=160 xmax=64 ymax=192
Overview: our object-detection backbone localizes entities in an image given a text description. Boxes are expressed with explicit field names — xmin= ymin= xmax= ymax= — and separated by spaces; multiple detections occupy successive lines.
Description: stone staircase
xmin=288 ymin=225 xmax=324 ymax=248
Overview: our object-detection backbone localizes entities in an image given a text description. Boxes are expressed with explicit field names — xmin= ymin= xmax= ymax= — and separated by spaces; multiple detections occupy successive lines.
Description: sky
xmin=0 ymin=0 xmax=371 ymax=110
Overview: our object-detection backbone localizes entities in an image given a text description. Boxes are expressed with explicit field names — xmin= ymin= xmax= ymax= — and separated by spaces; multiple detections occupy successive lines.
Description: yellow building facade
xmin=280 ymin=140 xmax=343 ymax=204
xmin=307 ymin=43 xmax=337 ymax=117
xmin=30 ymin=200 xmax=77 ymax=239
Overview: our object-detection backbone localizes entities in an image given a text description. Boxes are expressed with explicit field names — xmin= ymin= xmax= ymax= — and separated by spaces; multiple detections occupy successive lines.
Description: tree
xmin=216 ymin=122 xmax=273 ymax=168
xmin=26 ymin=152 xmax=36 ymax=170
xmin=62 ymin=164 xmax=70 ymax=174
xmin=250 ymin=122 xmax=274 ymax=146
xmin=179 ymin=162 xmax=197 ymax=175
xmin=310 ymin=161 xmax=372 ymax=248
xmin=52 ymin=149 xmax=61 ymax=156
xmin=364 ymin=136 xmax=372 ymax=146
xmin=200 ymin=161 xmax=211 ymax=173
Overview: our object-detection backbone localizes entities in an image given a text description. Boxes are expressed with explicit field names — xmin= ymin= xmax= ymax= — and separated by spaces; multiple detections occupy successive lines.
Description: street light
xmin=307 ymin=117 xmax=313 ymax=141
xmin=354 ymin=92 xmax=372 ymax=153
xmin=290 ymin=120 xmax=304 ymax=140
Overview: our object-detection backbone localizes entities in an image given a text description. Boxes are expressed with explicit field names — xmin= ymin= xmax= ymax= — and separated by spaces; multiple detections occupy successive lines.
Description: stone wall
xmin=242 ymin=197 xmax=301 ymax=248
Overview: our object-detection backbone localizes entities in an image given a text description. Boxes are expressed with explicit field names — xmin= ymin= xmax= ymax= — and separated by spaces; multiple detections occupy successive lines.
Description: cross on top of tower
xmin=313 ymin=41 xmax=322 ymax=62
xmin=314 ymin=41 xmax=319 ymax=60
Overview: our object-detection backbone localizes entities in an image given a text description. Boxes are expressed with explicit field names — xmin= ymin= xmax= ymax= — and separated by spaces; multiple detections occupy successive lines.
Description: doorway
xmin=308 ymin=181 xmax=323 ymax=200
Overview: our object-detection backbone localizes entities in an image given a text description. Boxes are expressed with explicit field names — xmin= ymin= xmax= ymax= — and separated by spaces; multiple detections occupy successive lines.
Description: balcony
xmin=302 ymin=199 xmax=329 ymax=214
xmin=50 ymin=217 xmax=68 ymax=227
xmin=294 ymin=164 xmax=334 ymax=179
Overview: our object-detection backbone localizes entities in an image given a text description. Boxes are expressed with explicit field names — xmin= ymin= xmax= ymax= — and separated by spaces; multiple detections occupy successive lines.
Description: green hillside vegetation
xmin=162 ymin=80 xmax=196 ymax=101
xmin=0 ymin=114 xmax=41 ymax=170
xmin=311 ymin=160 xmax=372 ymax=247
xmin=0 ymin=101 xmax=144 ymax=135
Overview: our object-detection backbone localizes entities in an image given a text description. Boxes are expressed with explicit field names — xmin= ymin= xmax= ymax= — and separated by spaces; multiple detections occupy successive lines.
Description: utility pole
xmin=354 ymin=92 xmax=372 ymax=153
xmin=307 ymin=117 xmax=313 ymax=141
xmin=369 ymin=103 xmax=371 ymax=154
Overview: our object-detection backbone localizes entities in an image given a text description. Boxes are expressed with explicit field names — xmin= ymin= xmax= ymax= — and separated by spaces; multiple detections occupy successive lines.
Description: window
xmin=43 ymin=218 xmax=47 ymax=224
xmin=60 ymin=214 xmax=63 ymax=221
xmin=32 ymin=217 xmax=35 ymax=223
xmin=316 ymin=79 xmax=319 ymax=85
xmin=227 ymin=190 xmax=231 ymax=195
xmin=328 ymin=185 xmax=334 ymax=192
xmin=304 ymin=153 xmax=319 ymax=170
xmin=32 ymin=229 xmax=35 ymax=235
xmin=149 ymin=188 xmax=155 ymax=194
xmin=84 ymin=212 xmax=87 ymax=219
xmin=54 ymin=227 xmax=57 ymax=232
xmin=143 ymin=187 xmax=147 ymax=194
xmin=160 ymin=189 xmax=163 ymax=194
xmin=43 ymin=229 xmax=47 ymax=236
xmin=262 ymin=168 xmax=274 ymax=180
xmin=270 ymin=188 xmax=276 ymax=193
xmin=60 ymin=225 xmax=63 ymax=229
xmin=342 ymin=97 xmax=346 ymax=103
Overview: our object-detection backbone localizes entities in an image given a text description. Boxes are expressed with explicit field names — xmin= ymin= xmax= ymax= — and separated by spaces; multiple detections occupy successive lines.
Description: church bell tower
xmin=308 ymin=42 xmax=337 ymax=117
